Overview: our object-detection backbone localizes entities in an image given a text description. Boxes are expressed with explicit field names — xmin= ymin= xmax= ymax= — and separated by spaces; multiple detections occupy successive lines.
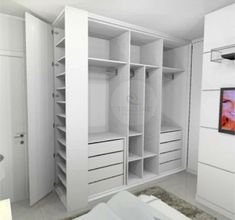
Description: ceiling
xmin=2 ymin=0 xmax=235 ymax=40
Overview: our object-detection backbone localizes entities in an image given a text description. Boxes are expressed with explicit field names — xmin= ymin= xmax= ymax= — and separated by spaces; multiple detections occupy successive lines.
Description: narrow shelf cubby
xmin=143 ymin=157 xmax=158 ymax=179
xmin=129 ymin=65 xmax=145 ymax=136
xmin=128 ymin=160 xmax=143 ymax=184
xmin=130 ymin=31 xmax=162 ymax=66
xmin=144 ymin=67 xmax=161 ymax=156
xmin=128 ymin=136 xmax=142 ymax=162
xmin=88 ymin=20 xmax=129 ymax=63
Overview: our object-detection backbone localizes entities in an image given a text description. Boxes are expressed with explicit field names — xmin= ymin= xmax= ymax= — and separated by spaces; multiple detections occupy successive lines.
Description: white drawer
xmin=88 ymin=164 xmax=123 ymax=183
xmin=160 ymin=140 xmax=181 ymax=153
xmin=160 ymin=131 xmax=182 ymax=143
xmin=89 ymin=175 xmax=123 ymax=196
xmin=159 ymin=159 xmax=181 ymax=173
xmin=89 ymin=140 xmax=124 ymax=157
xmin=159 ymin=150 xmax=181 ymax=163
xmin=89 ymin=151 xmax=123 ymax=170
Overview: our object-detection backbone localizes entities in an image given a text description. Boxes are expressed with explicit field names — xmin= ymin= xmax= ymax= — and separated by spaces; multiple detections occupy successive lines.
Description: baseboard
xmin=196 ymin=194 xmax=234 ymax=219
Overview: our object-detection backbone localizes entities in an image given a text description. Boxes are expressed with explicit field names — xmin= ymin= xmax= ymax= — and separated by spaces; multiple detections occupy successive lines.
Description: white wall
xmin=187 ymin=39 xmax=203 ymax=174
xmin=196 ymin=4 xmax=235 ymax=219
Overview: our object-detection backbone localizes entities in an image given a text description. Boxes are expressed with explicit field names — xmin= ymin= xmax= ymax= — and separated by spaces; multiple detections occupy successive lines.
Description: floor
xmin=11 ymin=171 xmax=230 ymax=220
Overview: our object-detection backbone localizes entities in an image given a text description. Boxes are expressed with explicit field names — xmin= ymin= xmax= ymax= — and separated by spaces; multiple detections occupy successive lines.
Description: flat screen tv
xmin=218 ymin=88 xmax=235 ymax=135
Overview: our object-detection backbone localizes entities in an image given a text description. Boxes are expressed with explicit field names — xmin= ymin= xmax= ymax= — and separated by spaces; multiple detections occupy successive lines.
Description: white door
xmin=0 ymin=55 xmax=28 ymax=202
xmin=25 ymin=13 xmax=54 ymax=205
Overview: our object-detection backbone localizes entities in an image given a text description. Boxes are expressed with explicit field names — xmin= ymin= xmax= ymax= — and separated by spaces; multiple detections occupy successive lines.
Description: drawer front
xmin=88 ymin=164 xmax=123 ymax=183
xmin=89 ymin=151 xmax=123 ymax=170
xmin=160 ymin=140 xmax=181 ymax=153
xmin=89 ymin=175 xmax=123 ymax=196
xmin=159 ymin=150 xmax=181 ymax=163
xmin=160 ymin=131 xmax=182 ymax=143
xmin=89 ymin=140 xmax=124 ymax=157
xmin=159 ymin=159 xmax=181 ymax=173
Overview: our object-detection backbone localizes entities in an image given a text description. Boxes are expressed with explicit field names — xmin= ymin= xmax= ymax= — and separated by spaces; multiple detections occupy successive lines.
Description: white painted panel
xmin=65 ymin=7 xmax=88 ymax=211
xmin=188 ymin=40 xmax=203 ymax=173
xmin=198 ymin=128 xmax=235 ymax=172
xmin=130 ymin=45 xmax=140 ymax=63
xmin=160 ymin=140 xmax=181 ymax=153
xmin=200 ymin=91 xmax=220 ymax=129
xmin=88 ymin=140 xmax=124 ymax=157
xmin=89 ymin=70 xmax=109 ymax=133
xmin=197 ymin=163 xmax=235 ymax=213
xmin=88 ymin=175 xmax=123 ymax=196
xmin=204 ymin=4 xmax=235 ymax=52
xmin=25 ymin=13 xmax=54 ymax=206
xmin=202 ymin=53 xmax=235 ymax=90
xmin=0 ymin=15 xmax=24 ymax=52
xmin=160 ymin=131 xmax=182 ymax=143
xmin=159 ymin=159 xmax=181 ymax=173
xmin=88 ymin=37 xmax=110 ymax=59
xmin=88 ymin=164 xmax=123 ymax=183
xmin=89 ymin=152 xmax=123 ymax=170
xmin=159 ymin=150 xmax=181 ymax=164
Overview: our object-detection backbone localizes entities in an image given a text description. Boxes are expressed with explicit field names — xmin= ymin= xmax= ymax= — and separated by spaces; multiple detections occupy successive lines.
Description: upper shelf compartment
xmin=130 ymin=31 xmax=163 ymax=66
xmin=88 ymin=20 xmax=129 ymax=63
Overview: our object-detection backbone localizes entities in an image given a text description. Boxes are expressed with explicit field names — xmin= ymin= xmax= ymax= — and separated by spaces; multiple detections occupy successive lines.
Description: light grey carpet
xmin=64 ymin=186 xmax=216 ymax=220
xmin=136 ymin=186 xmax=216 ymax=220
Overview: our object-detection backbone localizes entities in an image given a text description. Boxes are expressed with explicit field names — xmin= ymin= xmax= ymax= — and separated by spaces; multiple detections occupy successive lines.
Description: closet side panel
xmin=65 ymin=7 xmax=88 ymax=211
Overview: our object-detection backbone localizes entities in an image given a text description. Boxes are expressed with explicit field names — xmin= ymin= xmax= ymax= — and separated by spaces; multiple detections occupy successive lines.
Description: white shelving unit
xmin=25 ymin=6 xmax=190 ymax=212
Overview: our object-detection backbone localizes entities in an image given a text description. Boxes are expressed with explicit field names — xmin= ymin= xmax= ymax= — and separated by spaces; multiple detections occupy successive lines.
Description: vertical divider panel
xmin=109 ymin=31 xmax=130 ymax=185
xmin=65 ymin=7 xmax=88 ymax=211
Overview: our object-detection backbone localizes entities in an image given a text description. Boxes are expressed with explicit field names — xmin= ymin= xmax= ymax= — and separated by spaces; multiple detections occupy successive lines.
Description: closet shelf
xmin=143 ymin=170 xmax=156 ymax=179
xmin=88 ymin=57 xmax=127 ymax=68
xmin=57 ymin=138 xmax=66 ymax=146
xmin=56 ymin=114 xmax=66 ymax=119
xmin=57 ymin=56 xmax=65 ymax=64
xmin=163 ymin=66 xmax=184 ymax=74
xmin=161 ymin=125 xmax=181 ymax=133
xmin=58 ymin=172 xmax=66 ymax=187
xmin=130 ymin=63 xmax=144 ymax=70
xmin=55 ymin=186 xmax=66 ymax=207
xmin=56 ymin=37 xmax=65 ymax=48
xmin=128 ymin=153 xmax=142 ymax=162
xmin=129 ymin=130 xmax=142 ymax=137
xmin=128 ymin=172 xmax=142 ymax=185
xmin=145 ymin=64 xmax=161 ymax=70
xmin=56 ymin=87 xmax=66 ymax=91
xmin=56 ymin=72 xmax=65 ymax=78
xmin=57 ymin=127 xmax=66 ymax=133
xmin=143 ymin=151 xmax=157 ymax=159
xmin=58 ymin=149 xmax=66 ymax=160
xmin=88 ymin=132 xmax=125 ymax=144
xmin=57 ymin=161 xmax=66 ymax=174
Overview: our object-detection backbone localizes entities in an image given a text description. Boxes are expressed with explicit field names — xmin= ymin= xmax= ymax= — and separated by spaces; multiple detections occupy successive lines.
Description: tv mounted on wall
xmin=218 ymin=88 xmax=235 ymax=135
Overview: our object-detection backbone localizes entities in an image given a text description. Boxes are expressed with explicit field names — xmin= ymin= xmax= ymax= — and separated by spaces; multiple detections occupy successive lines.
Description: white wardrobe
xmin=25 ymin=6 xmax=191 ymax=212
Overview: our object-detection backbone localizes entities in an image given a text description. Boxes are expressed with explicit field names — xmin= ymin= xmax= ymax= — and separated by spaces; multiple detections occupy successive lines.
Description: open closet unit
xmin=25 ymin=6 xmax=191 ymax=212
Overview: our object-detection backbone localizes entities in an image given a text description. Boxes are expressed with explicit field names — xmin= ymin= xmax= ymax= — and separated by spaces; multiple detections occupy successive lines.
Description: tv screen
xmin=218 ymin=88 xmax=235 ymax=135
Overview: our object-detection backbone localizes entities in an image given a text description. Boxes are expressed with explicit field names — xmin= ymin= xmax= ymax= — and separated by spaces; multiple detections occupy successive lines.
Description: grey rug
xmin=64 ymin=186 xmax=216 ymax=220
xmin=136 ymin=186 xmax=216 ymax=220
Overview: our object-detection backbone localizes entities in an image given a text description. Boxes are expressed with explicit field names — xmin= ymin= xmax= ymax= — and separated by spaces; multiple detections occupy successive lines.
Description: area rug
xmin=64 ymin=186 xmax=216 ymax=220
xmin=136 ymin=186 xmax=216 ymax=220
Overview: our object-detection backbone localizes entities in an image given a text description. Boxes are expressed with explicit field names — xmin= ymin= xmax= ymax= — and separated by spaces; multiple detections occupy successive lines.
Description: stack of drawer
xmin=159 ymin=130 xmax=182 ymax=173
xmin=88 ymin=139 xmax=124 ymax=196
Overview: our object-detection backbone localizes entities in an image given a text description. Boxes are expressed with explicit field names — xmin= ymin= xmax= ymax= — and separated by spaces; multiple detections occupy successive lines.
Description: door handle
xmin=0 ymin=154 xmax=4 ymax=162
xmin=14 ymin=134 xmax=24 ymax=138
